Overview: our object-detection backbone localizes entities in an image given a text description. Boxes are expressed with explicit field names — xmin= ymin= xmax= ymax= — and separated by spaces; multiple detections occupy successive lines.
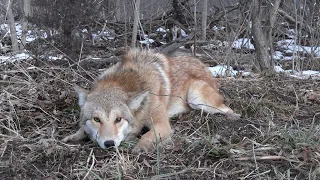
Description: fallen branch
xmin=278 ymin=8 xmax=317 ymax=35
xmin=234 ymin=155 xmax=284 ymax=161
xmin=234 ymin=155 xmax=301 ymax=163
xmin=159 ymin=33 xmax=194 ymax=55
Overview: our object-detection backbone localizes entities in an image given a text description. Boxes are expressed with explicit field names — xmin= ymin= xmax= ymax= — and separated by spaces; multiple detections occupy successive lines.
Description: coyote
xmin=63 ymin=50 xmax=240 ymax=153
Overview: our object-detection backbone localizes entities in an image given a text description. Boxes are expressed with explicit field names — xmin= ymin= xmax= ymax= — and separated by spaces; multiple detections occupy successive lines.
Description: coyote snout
xmin=62 ymin=49 xmax=240 ymax=153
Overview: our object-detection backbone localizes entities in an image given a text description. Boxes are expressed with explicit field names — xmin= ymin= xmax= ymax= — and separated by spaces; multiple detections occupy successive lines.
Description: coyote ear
xmin=74 ymin=85 xmax=88 ymax=107
xmin=128 ymin=91 xmax=149 ymax=110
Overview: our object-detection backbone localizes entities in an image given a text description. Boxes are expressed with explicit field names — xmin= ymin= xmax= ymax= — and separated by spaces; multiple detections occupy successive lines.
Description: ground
xmin=0 ymin=55 xmax=320 ymax=179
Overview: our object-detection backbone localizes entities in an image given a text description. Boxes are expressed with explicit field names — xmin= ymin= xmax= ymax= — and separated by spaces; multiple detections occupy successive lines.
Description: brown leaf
xmin=143 ymin=159 xmax=151 ymax=168
xmin=303 ymin=147 xmax=310 ymax=162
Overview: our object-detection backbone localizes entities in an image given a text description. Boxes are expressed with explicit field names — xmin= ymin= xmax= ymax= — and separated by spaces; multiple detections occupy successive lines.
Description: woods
xmin=1 ymin=0 xmax=319 ymax=71
xmin=0 ymin=0 xmax=319 ymax=179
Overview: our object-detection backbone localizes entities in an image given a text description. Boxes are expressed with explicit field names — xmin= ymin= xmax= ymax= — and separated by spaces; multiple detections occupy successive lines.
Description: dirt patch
xmin=1 ymin=58 xmax=320 ymax=179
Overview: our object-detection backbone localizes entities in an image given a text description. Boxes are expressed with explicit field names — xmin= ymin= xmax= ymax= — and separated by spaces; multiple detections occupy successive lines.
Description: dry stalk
xmin=82 ymin=149 xmax=95 ymax=180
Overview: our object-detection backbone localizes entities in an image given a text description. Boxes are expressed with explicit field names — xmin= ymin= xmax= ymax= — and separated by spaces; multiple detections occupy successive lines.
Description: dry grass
xmin=1 ymin=57 xmax=320 ymax=179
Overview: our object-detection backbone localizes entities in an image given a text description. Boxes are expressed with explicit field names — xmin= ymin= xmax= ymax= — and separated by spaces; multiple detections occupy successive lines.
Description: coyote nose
xmin=104 ymin=140 xmax=115 ymax=148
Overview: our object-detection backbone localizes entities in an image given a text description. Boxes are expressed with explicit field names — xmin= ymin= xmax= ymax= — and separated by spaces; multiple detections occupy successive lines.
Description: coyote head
xmin=74 ymin=85 xmax=148 ymax=149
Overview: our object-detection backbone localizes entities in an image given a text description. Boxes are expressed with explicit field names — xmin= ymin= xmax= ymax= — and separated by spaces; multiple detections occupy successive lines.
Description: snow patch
xmin=201 ymin=40 xmax=229 ymax=49
xmin=208 ymin=65 xmax=250 ymax=77
xmin=274 ymin=65 xmax=320 ymax=79
xmin=283 ymin=56 xmax=294 ymax=61
xmin=1 ymin=23 xmax=47 ymax=43
xmin=92 ymin=29 xmax=115 ymax=41
xmin=0 ymin=52 xmax=31 ymax=64
xmin=156 ymin=27 xmax=166 ymax=33
xmin=232 ymin=38 xmax=255 ymax=50
xmin=139 ymin=38 xmax=155 ymax=45
xmin=272 ymin=51 xmax=284 ymax=60
xmin=277 ymin=39 xmax=320 ymax=57
xmin=289 ymin=71 xmax=320 ymax=79
xmin=274 ymin=65 xmax=284 ymax=72
xmin=47 ymin=56 xmax=61 ymax=61
xmin=286 ymin=29 xmax=296 ymax=39
xmin=212 ymin=25 xmax=226 ymax=31
xmin=180 ymin=29 xmax=188 ymax=38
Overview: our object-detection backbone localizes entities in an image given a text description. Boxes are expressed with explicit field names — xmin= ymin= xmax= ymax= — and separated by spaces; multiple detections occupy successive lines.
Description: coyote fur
xmin=62 ymin=49 xmax=240 ymax=153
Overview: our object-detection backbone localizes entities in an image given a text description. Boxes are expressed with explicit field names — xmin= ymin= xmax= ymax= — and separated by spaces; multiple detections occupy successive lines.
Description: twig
xmin=310 ymin=113 xmax=319 ymax=130
xmin=32 ymin=164 xmax=46 ymax=177
xmin=78 ymin=35 xmax=84 ymax=65
xmin=240 ymin=170 xmax=271 ymax=180
xmin=252 ymin=143 xmax=261 ymax=179
xmin=83 ymin=148 xmax=95 ymax=180
xmin=234 ymin=155 xmax=284 ymax=161
xmin=151 ymin=168 xmax=189 ymax=180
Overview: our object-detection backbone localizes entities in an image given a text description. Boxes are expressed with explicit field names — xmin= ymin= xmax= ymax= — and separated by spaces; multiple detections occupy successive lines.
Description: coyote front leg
xmin=62 ymin=127 xmax=86 ymax=142
xmin=133 ymin=109 xmax=172 ymax=153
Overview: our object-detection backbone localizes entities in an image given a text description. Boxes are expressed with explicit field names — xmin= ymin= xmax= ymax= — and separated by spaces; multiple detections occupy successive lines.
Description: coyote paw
xmin=132 ymin=141 xmax=153 ymax=154
xmin=62 ymin=129 xmax=86 ymax=143
xmin=62 ymin=135 xmax=73 ymax=142
xmin=227 ymin=112 xmax=241 ymax=120
xmin=132 ymin=145 xmax=148 ymax=154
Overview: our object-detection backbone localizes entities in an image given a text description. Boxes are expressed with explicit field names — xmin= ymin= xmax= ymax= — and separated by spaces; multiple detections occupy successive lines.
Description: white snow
xmin=180 ymin=29 xmax=188 ymax=38
xmin=274 ymin=65 xmax=284 ymax=72
xmin=242 ymin=72 xmax=251 ymax=76
xmin=208 ymin=65 xmax=250 ymax=77
xmin=301 ymin=70 xmax=320 ymax=75
xmin=91 ymin=29 xmax=116 ymax=41
xmin=274 ymin=65 xmax=320 ymax=79
xmin=286 ymin=29 xmax=296 ymax=39
xmin=139 ymin=38 xmax=155 ymax=45
xmin=91 ymin=33 xmax=98 ymax=39
xmin=212 ymin=25 xmax=226 ymax=31
xmin=276 ymin=39 xmax=295 ymax=47
xmin=272 ymin=51 xmax=284 ymax=60
xmin=47 ymin=56 xmax=61 ymax=61
xmin=283 ymin=56 xmax=294 ymax=61
xmin=156 ymin=27 xmax=166 ymax=33
xmin=277 ymin=39 xmax=320 ymax=56
xmin=209 ymin=65 xmax=232 ymax=77
xmin=232 ymin=38 xmax=255 ymax=50
xmin=0 ymin=23 xmax=22 ymax=36
xmin=158 ymin=28 xmax=188 ymax=38
xmin=1 ymin=23 xmax=47 ymax=43
xmin=201 ymin=40 xmax=229 ymax=49
xmin=0 ymin=52 xmax=31 ymax=64
xmin=140 ymin=34 xmax=148 ymax=40
xmin=231 ymin=36 xmax=320 ymax=58
xmin=289 ymin=70 xmax=320 ymax=79
xmin=99 ymin=30 xmax=115 ymax=40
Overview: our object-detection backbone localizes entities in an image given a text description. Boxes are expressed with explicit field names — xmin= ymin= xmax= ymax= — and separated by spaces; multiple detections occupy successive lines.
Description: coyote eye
xmin=115 ymin=117 xmax=122 ymax=123
xmin=93 ymin=117 xmax=101 ymax=122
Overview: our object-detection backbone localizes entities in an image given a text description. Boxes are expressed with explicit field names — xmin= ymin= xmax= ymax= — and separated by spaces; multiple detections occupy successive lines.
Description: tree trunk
xmin=21 ymin=0 xmax=31 ymax=49
xmin=7 ymin=0 xmax=19 ymax=52
xmin=193 ymin=0 xmax=197 ymax=57
xmin=251 ymin=0 xmax=271 ymax=71
xmin=131 ymin=0 xmax=140 ymax=48
xmin=115 ymin=0 xmax=121 ymax=22
xmin=123 ymin=0 xmax=128 ymax=50
xmin=268 ymin=0 xmax=281 ymax=65
xmin=201 ymin=0 xmax=208 ymax=41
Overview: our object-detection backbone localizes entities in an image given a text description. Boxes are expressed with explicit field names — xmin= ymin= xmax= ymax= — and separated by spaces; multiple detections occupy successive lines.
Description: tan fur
xmin=62 ymin=49 xmax=240 ymax=153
